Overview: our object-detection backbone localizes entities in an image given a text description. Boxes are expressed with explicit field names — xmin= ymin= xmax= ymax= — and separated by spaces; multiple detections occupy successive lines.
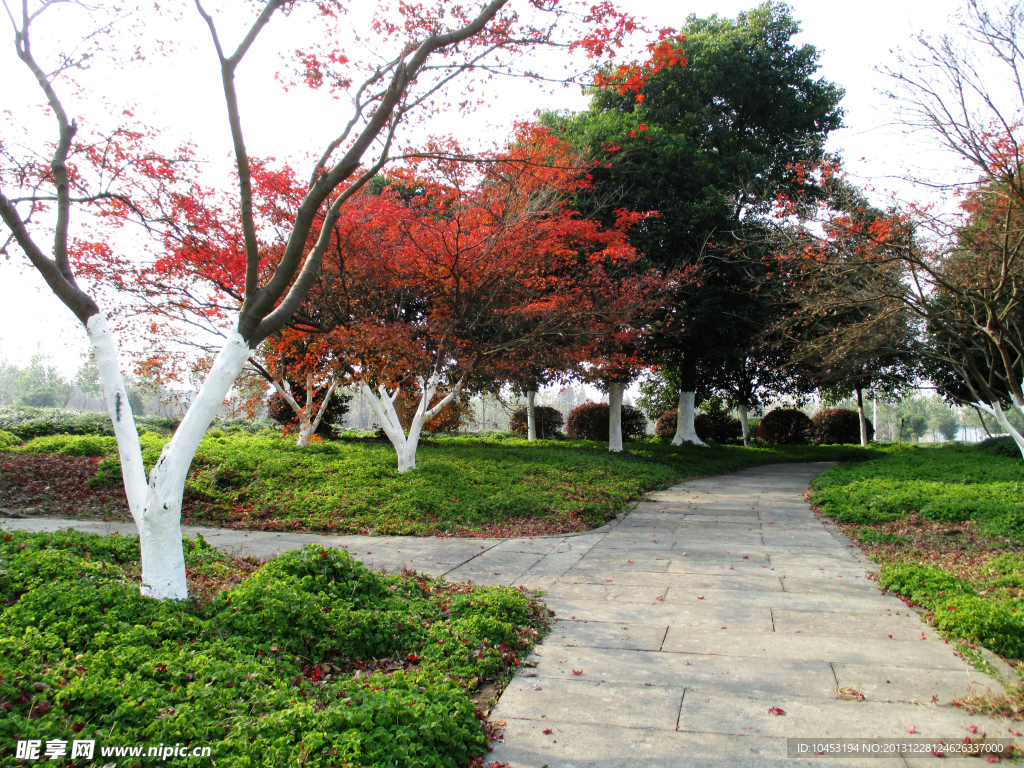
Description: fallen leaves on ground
xmin=835 ymin=687 xmax=865 ymax=701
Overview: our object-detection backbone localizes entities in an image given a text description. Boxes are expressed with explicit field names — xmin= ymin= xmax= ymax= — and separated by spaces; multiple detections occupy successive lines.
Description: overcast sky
xmin=0 ymin=0 xmax=969 ymax=375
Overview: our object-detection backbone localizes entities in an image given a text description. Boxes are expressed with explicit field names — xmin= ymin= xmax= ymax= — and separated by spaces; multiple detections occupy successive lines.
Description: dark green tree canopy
xmin=543 ymin=2 xmax=845 ymax=399
xmin=550 ymin=1 xmax=844 ymax=266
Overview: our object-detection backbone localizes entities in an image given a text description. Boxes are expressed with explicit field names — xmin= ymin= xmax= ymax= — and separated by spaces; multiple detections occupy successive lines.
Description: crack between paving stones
xmin=440 ymin=539 xmax=508 ymax=577
xmin=675 ymin=687 xmax=687 ymax=731
xmin=770 ymin=608 xmax=776 ymax=632
xmin=658 ymin=625 xmax=669 ymax=652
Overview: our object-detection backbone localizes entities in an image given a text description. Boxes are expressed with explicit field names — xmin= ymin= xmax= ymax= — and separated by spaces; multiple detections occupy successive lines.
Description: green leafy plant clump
xmin=0 ymin=530 xmax=546 ymax=768
xmin=66 ymin=431 xmax=879 ymax=536
xmin=812 ymin=443 xmax=1024 ymax=538
xmin=879 ymin=562 xmax=1024 ymax=660
xmin=0 ymin=431 xmax=22 ymax=451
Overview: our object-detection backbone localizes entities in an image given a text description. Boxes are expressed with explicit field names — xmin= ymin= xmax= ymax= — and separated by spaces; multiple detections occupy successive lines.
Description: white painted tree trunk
xmin=88 ymin=315 xmax=252 ymax=600
xmin=738 ymin=402 xmax=751 ymax=447
xmin=671 ymin=390 xmax=706 ymax=447
xmin=607 ymin=382 xmax=624 ymax=453
xmin=974 ymin=398 xmax=1024 ymax=459
xmin=269 ymin=375 xmax=337 ymax=447
xmin=856 ymin=388 xmax=868 ymax=448
xmin=362 ymin=373 xmax=464 ymax=473
xmin=526 ymin=390 xmax=537 ymax=441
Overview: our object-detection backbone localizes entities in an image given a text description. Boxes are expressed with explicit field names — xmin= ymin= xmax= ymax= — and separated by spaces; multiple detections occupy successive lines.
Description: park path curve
xmin=1 ymin=462 xmax=1015 ymax=767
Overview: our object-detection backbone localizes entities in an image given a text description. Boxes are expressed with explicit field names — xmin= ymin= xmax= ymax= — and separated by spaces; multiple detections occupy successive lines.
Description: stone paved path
xmin=2 ymin=462 xmax=1017 ymax=767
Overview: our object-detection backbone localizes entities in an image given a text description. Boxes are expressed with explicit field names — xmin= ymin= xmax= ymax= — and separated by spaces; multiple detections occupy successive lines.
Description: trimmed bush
xmin=655 ymin=408 xmax=677 ymax=438
xmin=510 ymin=405 xmax=564 ymax=439
xmin=812 ymin=408 xmax=873 ymax=445
xmin=757 ymin=408 xmax=813 ymax=445
xmin=566 ymin=402 xmax=647 ymax=443
xmin=694 ymin=413 xmax=742 ymax=444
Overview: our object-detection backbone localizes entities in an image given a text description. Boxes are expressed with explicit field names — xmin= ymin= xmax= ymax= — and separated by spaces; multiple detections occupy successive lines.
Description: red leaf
xmin=767 ymin=707 xmax=786 ymax=716
xmin=572 ymin=669 xmax=583 ymax=675
xmin=907 ymin=726 xmax=917 ymax=734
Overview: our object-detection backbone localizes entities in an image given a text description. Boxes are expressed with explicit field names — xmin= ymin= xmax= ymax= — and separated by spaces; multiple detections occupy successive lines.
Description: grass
xmin=2 ymin=430 xmax=873 ymax=536
xmin=810 ymin=441 xmax=1024 ymax=693
xmin=0 ymin=529 xmax=547 ymax=767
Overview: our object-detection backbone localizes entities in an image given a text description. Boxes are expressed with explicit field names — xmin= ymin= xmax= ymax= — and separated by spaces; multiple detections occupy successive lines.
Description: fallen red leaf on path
xmin=572 ymin=669 xmax=583 ymax=675
xmin=907 ymin=726 xmax=917 ymax=734
xmin=768 ymin=707 xmax=786 ymax=716
xmin=542 ymin=728 xmax=553 ymax=735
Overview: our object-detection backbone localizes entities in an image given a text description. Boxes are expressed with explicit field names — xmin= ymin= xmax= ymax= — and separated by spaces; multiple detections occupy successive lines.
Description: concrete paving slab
xmin=491 ymin=677 xmax=684 ymax=729
xmin=542 ymin=620 xmax=668 ymax=651
xmin=661 ymin=627 xmax=966 ymax=668
xmin=557 ymin=571 xmax=786 ymax=592
xmin=771 ymin=608 xmax=937 ymax=641
xmin=677 ymin=688 xmax=1002 ymax=741
xmin=528 ymin=645 xmax=839 ymax=698
xmin=831 ymin=663 xmax=1002 ymax=704
xmin=662 ymin=587 xmax=908 ymax=614
xmin=542 ymin=597 xmax=774 ymax=632
xmin=488 ymin=720 xmax=894 ymax=768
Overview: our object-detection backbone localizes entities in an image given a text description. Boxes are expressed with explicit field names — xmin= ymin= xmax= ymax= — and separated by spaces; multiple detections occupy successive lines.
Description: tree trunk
xmin=607 ymin=382 xmax=624 ymax=453
xmin=671 ymin=390 xmax=706 ymax=447
xmin=670 ymin=356 xmax=706 ymax=447
xmin=89 ymin=315 xmax=252 ymax=600
xmin=362 ymin=373 xmax=464 ymax=473
xmin=738 ymin=402 xmax=751 ymax=447
xmin=270 ymin=376 xmax=337 ymax=447
xmin=856 ymin=387 xmax=868 ymax=448
xmin=526 ymin=390 xmax=537 ymax=441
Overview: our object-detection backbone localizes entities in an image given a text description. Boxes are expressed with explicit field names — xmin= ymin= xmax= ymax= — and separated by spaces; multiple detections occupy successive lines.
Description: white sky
xmin=0 ymin=0 xmax=969 ymax=375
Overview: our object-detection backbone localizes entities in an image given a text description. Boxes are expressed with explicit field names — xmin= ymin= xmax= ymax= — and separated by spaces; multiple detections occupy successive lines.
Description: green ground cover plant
xmin=811 ymin=443 xmax=1024 ymax=678
xmin=2 ymin=426 xmax=873 ymax=536
xmin=0 ymin=529 xmax=544 ymax=767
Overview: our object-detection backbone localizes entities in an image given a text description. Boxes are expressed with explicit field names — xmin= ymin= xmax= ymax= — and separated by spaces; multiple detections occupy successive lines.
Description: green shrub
xmin=852 ymin=528 xmax=906 ymax=546
xmin=757 ymin=408 xmax=812 ymax=445
xmin=812 ymin=408 xmax=873 ymax=445
xmin=509 ymin=405 xmax=564 ymax=439
xmin=0 ymin=406 xmax=115 ymax=439
xmin=693 ymin=413 xmax=742 ymax=444
xmin=565 ymin=402 xmax=647 ymax=442
xmin=878 ymin=562 xmax=1024 ymax=660
xmin=0 ymin=430 xmax=22 ymax=450
xmin=655 ymin=408 xmax=677 ymax=438
xmin=16 ymin=434 xmax=118 ymax=457
xmin=0 ymin=533 xmax=544 ymax=768
xmin=979 ymin=435 xmax=1021 ymax=458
